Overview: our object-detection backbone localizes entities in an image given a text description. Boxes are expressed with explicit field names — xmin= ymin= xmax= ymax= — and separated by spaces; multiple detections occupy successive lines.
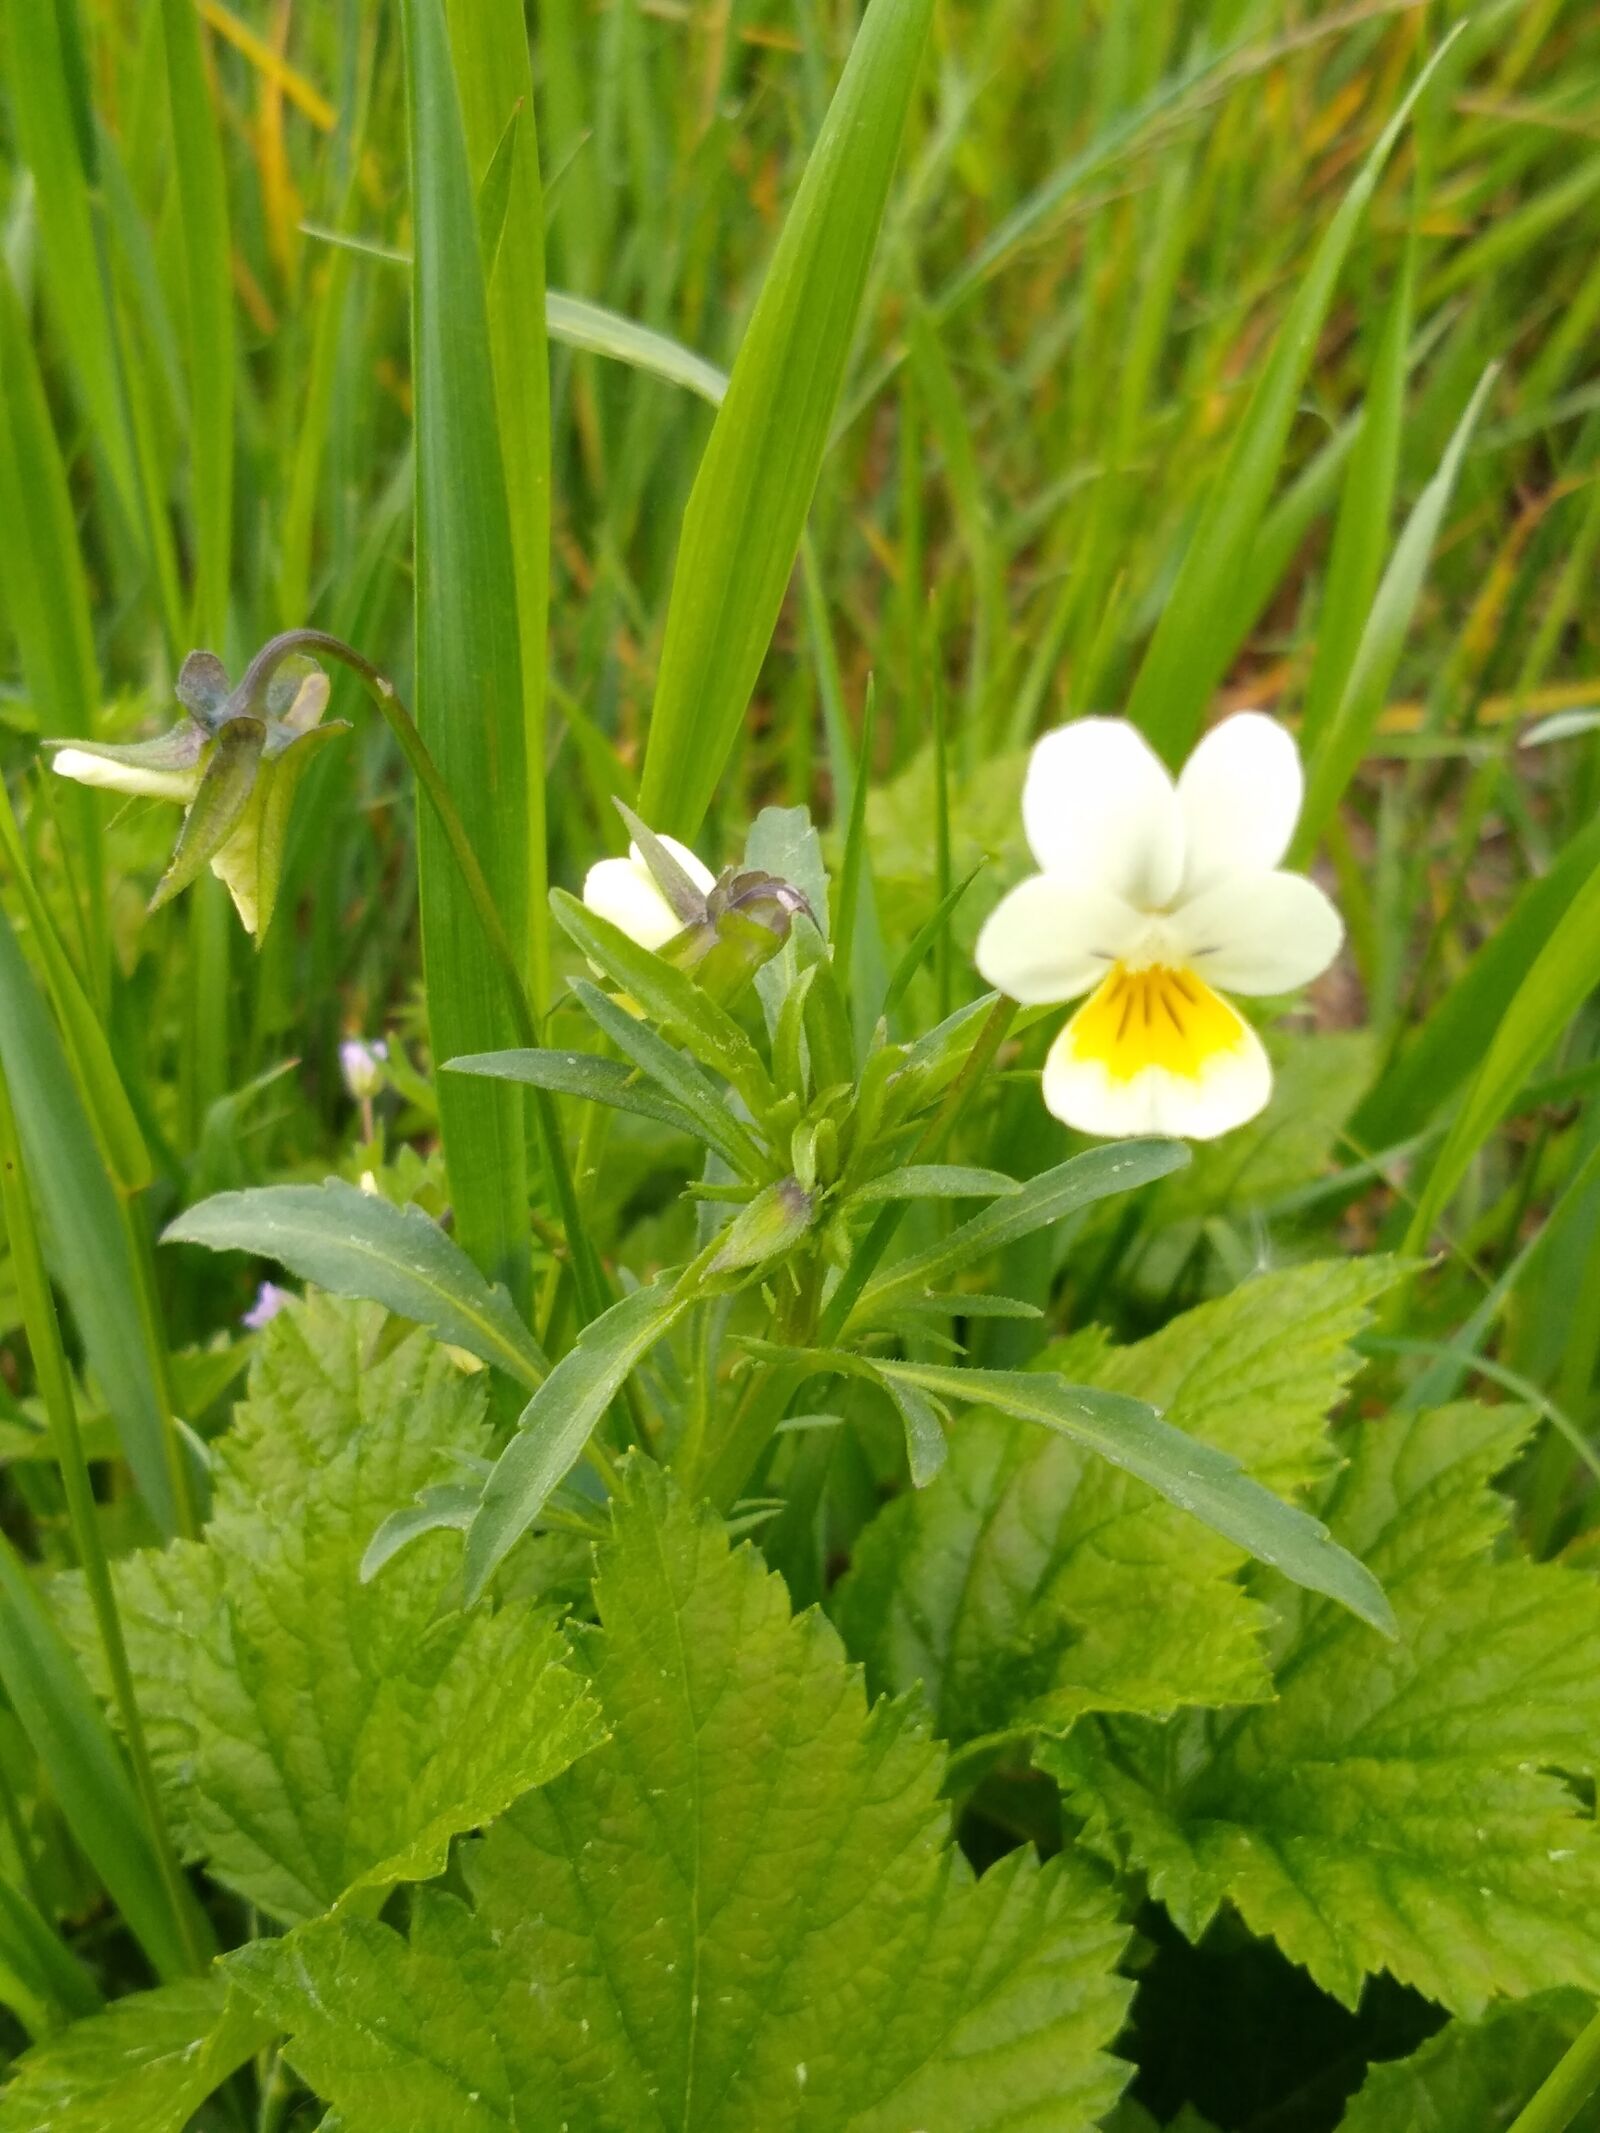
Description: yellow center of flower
xmin=1065 ymin=963 xmax=1246 ymax=1082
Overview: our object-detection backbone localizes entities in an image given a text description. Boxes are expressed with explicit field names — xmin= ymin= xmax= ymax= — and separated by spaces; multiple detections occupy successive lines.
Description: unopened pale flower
xmin=583 ymin=837 xmax=715 ymax=951
xmin=339 ymin=1037 xmax=389 ymax=1103
xmin=975 ymin=713 xmax=1342 ymax=1140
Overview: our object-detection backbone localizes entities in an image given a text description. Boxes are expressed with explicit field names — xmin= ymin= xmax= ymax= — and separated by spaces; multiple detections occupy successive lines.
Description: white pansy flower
xmin=582 ymin=837 xmax=715 ymax=951
xmin=975 ymin=712 xmax=1342 ymax=1141
xmin=47 ymin=650 xmax=343 ymax=941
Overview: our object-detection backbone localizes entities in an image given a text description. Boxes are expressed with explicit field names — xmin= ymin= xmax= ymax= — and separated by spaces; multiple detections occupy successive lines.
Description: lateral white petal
xmin=1022 ymin=717 xmax=1183 ymax=907
xmin=50 ymin=748 xmax=199 ymax=804
xmin=1042 ymin=1010 xmax=1272 ymax=1141
xmin=1177 ymin=711 xmax=1303 ymax=894
xmin=582 ymin=856 xmax=681 ymax=950
xmin=1171 ymin=870 xmax=1343 ymax=994
xmin=974 ymin=875 xmax=1146 ymax=1005
xmin=631 ymin=836 xmax=716 ymax=897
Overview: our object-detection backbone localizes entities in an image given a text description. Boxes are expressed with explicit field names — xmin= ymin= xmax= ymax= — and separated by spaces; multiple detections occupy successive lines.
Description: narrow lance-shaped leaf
xmin=445 ymin=0 xmax=552 ymax=1008
xmin=874 ymin=1360 xmax=1396 ymax=1636
xmin=1296 ymin=364 xmax=1499 ymax=856
xmin=159 ymin=0 xmax=233 ymax=643
xmin=637 ymin=0 xmax=937 ymax=837
xmin=163 ymin=1181 xmax=549 ymax=1388
xmin=465 ymin=1283 xmax=689 ymax=1603
xmin=402 ymin=0 xmax=532 ymax=1307
xmin=0 ymin=1533 xmax=203 ymax=1983
xmin=0 ymin=905 xmax=176 ymax=1531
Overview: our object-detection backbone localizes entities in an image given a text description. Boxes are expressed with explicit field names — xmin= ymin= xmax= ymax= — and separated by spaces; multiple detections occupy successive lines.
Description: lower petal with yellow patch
xmin=1042 ymin=963 xmax=1271 ymax=1140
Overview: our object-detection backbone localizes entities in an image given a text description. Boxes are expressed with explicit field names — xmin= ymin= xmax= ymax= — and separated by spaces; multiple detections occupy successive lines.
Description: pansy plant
xmin=48 ymin=649 xmax=347 ymax=941
xmin=975 ymin=712 xmax=1342 ymax=1138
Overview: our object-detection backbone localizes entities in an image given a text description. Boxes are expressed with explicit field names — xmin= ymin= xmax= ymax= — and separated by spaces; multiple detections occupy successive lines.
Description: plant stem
xmin=818 ymin=991 xmax=1018 ymax=1343
xmin=239 ymin=632 xmax=613 ymax=1337
xmin=706 ymin=992 xmax=1020 ymax=1508
xmin=0 ymin=1068 xmax=210 ymax=1974
xmin=1509 ymin=2008 xmax=1600 ymax=2133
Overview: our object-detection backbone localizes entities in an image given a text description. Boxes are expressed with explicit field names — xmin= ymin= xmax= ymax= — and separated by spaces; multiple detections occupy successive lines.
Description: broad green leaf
xmin=235 ymin=1463 xmax=1134 ymax=2131
xmin=637 ymin=0 xmax=936 ymax=837
xmin=72 ymin=1297 xmax=600 ymax=1925
xmin=403 ymin=0 xmax=532 ymax=1307
xmin=465 ymin=1281 xmax=688 ymax=1603
xmin=164 ymin=1180 xmax=548 ymax=1388
xmin=1053 ymin=1403 xmax=1600 ymax=2015
xmin=837 ymin=1261 xmax=1400 ymax=1745
xmin=0 ymin=905 xmax=176 ymax=1531
xmin=0 ymin=1978 xmax=269 ymax=2133
xmin=1405 ymin=841 xmax=1600 ymax=1252
xmin=1125 ymin=42 xmax=1454 ymax=761
xmin=0 ymin=1536 xmax=198 ymax=1984
xmin=1297 ymin=365 xmax=1498 ymax=855
xmin=449 ymin=1046 xmax=708 ymax=1140
xmin=874 ymin=1360 xmax=1394 ymax=1636
xmin=852 ymin=1139 xmax=1189 ymax=1329
xmin=1337 ymin=1992 xmax=1600 ymax=2132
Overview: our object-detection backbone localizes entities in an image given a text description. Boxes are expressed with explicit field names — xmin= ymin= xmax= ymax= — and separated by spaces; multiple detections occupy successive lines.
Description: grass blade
xmin=159 ymin=0 xmax=233 ymax=642
xmin=1125 ymin=37 xmax=1458 ymax=762
xmin=0 ymin=906 xmax=178 ymax=1533
xmin=637 ymin=0 xmax=936 ymax=837
xmin=402 ymin=0 xmax=532 ymax=1308
xmin=445 ymin=0 xmax=552 ymax=1009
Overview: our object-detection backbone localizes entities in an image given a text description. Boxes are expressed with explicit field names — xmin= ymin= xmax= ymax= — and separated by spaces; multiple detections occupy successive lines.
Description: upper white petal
xmin=1041 ymin=1008 xmax=1271 ymax=1141
xmin=1176 ymin=711 xmax=1303 ymax=894
xmin=1022 ymin=718 xmax=1183 ymax=908
xmin=582 ymin=856 xmax=682 ymax=950
xmin=631 ymin=835 xmax=716 ymax=898
xmin=1169 ymin=870 xmax=1343 ymax=994
xmin=51 ymin=749 xmax=197 ymax=804
xmin=974 ymin=875 xmax=1146 ymax=1004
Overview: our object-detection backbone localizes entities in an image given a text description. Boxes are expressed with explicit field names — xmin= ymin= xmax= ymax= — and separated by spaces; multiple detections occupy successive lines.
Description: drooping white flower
xmin=582 ymin=837 xmax=715 ymax=951
xmin=47 ymin=650 xmax=343 ymax=940
xmin=975 ymin=713 xmax=1342 ymax=1141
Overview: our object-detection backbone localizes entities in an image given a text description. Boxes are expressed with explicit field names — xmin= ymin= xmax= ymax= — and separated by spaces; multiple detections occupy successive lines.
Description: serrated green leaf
xmin=163 ymin=1180 xmax=548 ymax=1388
xmin=837 ymin=1261 xmax=1400 ymax=1743
xmin=638 ymin=0 xmax=936 ymax=838
xmin=0 ymin=1977 xmax=269 ymax=2133
xmin=71 ymin=1297 xmax=600 ymax=1925
xmin=1053 ymin=1402 xmax=1600 ymax=2015
xmin=465 ymin=1281 xmax=688 ymax=1602
xmin=234 ymin=1461 xmax=1134 ymax=2131
xmin=1336 ymin=1992 xmax=1600 ymax=2132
